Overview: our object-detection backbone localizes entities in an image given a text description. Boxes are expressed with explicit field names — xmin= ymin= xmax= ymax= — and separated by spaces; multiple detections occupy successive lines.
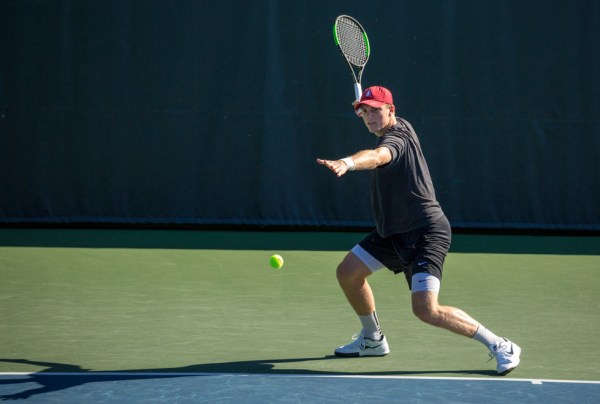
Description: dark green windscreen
xmin=1 ymin=1 xmax=598 ymax=231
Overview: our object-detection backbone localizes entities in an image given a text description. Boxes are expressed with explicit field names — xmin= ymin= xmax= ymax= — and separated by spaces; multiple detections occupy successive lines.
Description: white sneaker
xmin=334 ymin=333 xmax=390 ymax=357
xmin=489 ymin=338 xmax=521 ymax=375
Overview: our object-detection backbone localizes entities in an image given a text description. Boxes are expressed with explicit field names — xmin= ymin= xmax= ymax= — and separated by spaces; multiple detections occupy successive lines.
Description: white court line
xmin=1 ymin=372 xmax=599 ymax=385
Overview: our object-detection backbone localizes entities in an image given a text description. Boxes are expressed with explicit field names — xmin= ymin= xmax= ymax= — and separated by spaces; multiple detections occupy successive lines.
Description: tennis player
xmin=316 ymin=86 xmax=521 ymax=375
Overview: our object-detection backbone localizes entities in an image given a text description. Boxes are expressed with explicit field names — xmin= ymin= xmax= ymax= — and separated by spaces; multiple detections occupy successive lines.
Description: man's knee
xmin=412 ymin=292 xmax=441 ymax=325
xmin=336 ymin=252 xmax=370 ymax=284
xmin=413 ymin=305 xmax=439 ymax=325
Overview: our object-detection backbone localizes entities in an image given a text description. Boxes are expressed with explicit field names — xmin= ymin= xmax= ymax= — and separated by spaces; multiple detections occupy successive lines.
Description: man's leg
xmin=334 ymin=251 xmax=389 ymax=357
xmin=411 ymin=282 xmax=521 ymax=375
xmin=411 ymin=290 xmax=479 ymax=337
xmin=336 ymin=251 xmax=376 ymax=316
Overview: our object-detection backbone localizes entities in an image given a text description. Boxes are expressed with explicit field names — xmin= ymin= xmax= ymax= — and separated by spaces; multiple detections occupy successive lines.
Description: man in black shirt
xmin=317 ymin=86 xmax=521 ymax=375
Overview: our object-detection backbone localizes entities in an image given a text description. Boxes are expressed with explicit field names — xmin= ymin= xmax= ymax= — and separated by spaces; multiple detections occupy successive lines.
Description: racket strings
xmin=336 ymin=18 xmax=368 ymax=66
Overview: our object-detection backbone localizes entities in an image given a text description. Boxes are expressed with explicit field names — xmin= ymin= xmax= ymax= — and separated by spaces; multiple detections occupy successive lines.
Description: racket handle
xmin=354 ymin=83 xmax=363 ymax=101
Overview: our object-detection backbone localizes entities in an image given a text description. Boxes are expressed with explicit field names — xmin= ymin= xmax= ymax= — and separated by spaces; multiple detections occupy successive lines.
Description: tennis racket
xmin=333 ymin=15 xmax=370 ymax=102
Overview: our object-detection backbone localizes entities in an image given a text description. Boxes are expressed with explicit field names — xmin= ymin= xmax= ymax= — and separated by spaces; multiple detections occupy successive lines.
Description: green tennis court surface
xmin=1 ymin=229 xmax=598 ymax=396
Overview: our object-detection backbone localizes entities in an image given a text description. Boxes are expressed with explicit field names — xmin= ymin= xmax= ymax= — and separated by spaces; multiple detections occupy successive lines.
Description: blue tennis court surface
xmin=1 ymin=373 xmax=598 ymax=403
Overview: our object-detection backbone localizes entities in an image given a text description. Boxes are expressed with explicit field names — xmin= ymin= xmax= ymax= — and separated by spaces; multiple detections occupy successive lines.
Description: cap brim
xmin=354 ymin=99 xmax=386 ymax=110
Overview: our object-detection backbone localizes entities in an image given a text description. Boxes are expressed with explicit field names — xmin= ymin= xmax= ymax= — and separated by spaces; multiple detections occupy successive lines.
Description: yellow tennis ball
xmin=269 ymin=254 xmax=284 ymax=269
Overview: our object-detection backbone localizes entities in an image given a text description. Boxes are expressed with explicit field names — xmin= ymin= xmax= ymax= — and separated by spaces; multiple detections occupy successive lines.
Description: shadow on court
xmin=0 ymin=358 xmax=498 ymax=400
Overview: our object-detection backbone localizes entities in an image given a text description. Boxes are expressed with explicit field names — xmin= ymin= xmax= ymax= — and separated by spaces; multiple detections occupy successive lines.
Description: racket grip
xmin=354 ymin=83 xmax=363 ymax=101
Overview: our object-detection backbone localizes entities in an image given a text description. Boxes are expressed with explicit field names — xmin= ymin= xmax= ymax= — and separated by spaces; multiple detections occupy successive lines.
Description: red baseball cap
xmin=355 ymin=86 xmax=394 ymax=110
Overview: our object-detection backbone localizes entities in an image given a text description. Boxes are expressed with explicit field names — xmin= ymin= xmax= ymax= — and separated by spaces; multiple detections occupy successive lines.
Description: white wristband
xmin=341 ymin=157 xmax=356 ymax=171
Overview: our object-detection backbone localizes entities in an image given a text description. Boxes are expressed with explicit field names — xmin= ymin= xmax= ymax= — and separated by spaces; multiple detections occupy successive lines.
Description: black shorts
xmin=357 ymin=214 xmax=452 ymax=289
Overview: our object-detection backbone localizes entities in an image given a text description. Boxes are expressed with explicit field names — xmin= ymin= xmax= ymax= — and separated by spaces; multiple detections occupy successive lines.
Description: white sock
xmin=472 ymin=324 xmax=502 ymax=348
xmin=359 ymin=312 xmax=382 ymax=340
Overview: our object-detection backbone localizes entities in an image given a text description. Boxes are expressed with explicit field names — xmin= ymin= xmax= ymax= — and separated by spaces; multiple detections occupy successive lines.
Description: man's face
xmin=359 ymin=104 xmax=394 ymax=136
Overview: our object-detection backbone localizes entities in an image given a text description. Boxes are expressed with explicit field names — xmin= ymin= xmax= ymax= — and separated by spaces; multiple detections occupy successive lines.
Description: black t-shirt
xmin=371 ymin=118 xmax=443 ymax=237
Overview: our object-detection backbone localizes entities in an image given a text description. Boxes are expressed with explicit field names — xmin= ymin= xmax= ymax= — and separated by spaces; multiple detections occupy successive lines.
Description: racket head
xmin=333 ymin=15 xmax=370 ymax=68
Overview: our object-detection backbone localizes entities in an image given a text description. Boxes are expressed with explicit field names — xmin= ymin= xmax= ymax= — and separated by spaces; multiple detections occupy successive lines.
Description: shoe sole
xmin=499 ymin=367 xmax=516 ymax=376
xmin=334 ymin=343 xmax=390 ymax=358
xmin=334 ymin=351 xmax=389 ymax=358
